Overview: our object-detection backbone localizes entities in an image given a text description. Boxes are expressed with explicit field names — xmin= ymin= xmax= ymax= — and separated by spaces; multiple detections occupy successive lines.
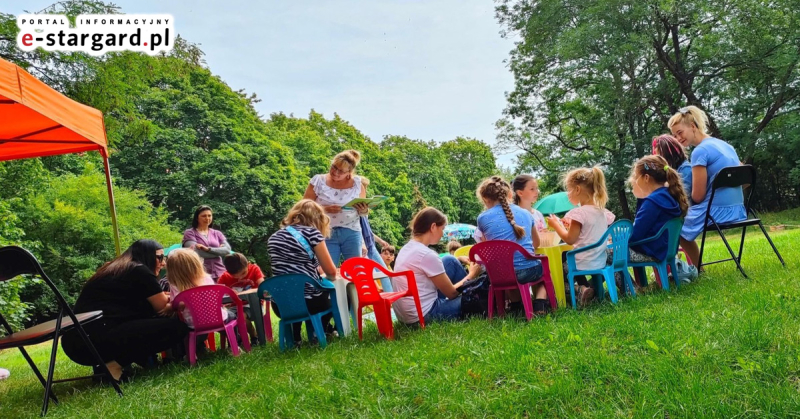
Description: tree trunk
xmin=617 ymin=185 xmax=632 ymax=220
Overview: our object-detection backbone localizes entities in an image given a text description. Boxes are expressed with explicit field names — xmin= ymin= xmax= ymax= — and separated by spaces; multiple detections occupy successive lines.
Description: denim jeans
xmin=440 ymin=255 xmax=467 ymax=298
xmin=366 ymin=244 xmax=393 ymax=292
xmin=424 ymin=296 xmax=462 ymax=324
xmin=326 ymin=227 xmax=363 ymax=267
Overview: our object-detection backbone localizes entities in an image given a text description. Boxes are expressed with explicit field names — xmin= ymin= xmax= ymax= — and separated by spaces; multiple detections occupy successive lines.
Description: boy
xmin=219 ymin=253 xmax=265 ymax=343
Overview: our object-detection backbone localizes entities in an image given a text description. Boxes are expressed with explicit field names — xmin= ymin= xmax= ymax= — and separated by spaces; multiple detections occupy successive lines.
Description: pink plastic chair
xmin=172 ymin=285 xmax=251 ymax=365
xmin=469 ymin=240 xmax=557 ymax=321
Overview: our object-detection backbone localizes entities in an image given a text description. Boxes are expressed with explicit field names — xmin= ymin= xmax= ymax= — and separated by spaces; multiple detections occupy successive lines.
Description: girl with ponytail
xmin=475 ymin=176 xmax=546 ymax=313
xmin=548 ymin=167 xmax=615 ymax=306
xmin=627 ymin=156 xmax=695 ymax=274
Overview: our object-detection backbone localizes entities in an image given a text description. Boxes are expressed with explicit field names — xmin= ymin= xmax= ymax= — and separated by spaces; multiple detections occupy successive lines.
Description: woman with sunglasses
xmin=303 ymin=150 xmax=370 ymax=266
xmin=62 ymin=240 xmax=189 ymax=383
xmin=183 ymin=205 xmax=231 ymax=282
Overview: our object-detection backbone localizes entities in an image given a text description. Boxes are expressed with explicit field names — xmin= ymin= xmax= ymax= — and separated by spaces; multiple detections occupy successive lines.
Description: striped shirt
xmin=267 ymin=225 xmax=325 ymax=299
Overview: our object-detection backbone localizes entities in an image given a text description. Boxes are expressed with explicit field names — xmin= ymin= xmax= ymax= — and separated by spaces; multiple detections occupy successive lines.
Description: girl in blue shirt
xmin=668 ymin=106 xmax=746 ymax=267
xmin=475 ymin=176 xmax=545 ymax=313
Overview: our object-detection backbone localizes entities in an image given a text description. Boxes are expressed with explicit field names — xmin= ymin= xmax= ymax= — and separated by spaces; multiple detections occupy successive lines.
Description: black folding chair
xmin=0 ymin=246 xmax=122 ymax=416
xmin=697 ymin=165 xmax=786 ymax=278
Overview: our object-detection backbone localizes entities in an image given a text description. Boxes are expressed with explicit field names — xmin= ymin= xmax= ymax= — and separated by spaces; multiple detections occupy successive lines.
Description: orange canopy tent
xmin=0 ymin=57 xmax=121 ymax=255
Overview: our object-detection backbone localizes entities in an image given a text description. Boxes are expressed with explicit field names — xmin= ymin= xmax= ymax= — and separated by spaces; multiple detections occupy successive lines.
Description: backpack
xmin=674 ymin=258 xmax=698 ymax=283
xmin=459 ymin=273 xmax=490 ymax=318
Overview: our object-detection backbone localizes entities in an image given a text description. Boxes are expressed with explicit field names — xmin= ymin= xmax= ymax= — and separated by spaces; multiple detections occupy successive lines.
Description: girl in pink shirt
xmin=548 ymin=167 xmax=614 ymax=306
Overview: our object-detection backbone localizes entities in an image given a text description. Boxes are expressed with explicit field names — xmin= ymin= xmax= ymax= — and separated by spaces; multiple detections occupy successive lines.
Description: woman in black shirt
xmin=61 ymin=240 xmax=189 ymax=382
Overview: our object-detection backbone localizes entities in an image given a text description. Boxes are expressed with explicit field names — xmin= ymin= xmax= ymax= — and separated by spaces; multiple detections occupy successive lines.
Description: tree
xmin=440 ymin=137 xmax=498 ymax=223
xmin=496 ymin=0 xmax=800 ymax=214
xmin=14 ymin=164 xmax=181 ymax=322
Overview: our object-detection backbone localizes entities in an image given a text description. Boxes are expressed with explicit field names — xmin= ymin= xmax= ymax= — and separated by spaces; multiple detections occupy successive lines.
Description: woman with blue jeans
xmin=304 ymin=150 xmax=371 ymax=266
xmin=393 ymin=208 xmax=482 ymax=325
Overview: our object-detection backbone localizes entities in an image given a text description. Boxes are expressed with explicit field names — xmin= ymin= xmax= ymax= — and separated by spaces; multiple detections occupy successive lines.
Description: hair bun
xmin=347 ymin=149 xmax=361 ymax=165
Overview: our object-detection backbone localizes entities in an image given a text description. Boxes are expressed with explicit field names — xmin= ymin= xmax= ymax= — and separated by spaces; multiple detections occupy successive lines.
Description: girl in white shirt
xmin=548 ymin=167 xmax=615 ymax=306
xmin=393 ymin=207 xmax=481 ymax=325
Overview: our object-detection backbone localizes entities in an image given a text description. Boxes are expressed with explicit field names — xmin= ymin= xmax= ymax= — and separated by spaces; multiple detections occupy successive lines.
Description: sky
xmin=14 ymin=1 xmax=521 ymax=166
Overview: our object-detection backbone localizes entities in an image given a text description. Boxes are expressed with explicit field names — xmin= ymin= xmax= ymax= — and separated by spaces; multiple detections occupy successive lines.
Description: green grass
xmin=1 ymin=229 xmax=799 ymax=418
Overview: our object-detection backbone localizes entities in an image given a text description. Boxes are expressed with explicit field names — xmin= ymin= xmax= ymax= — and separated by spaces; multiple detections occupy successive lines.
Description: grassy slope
xmin=0 ymin=230 xmax=798 ymax=418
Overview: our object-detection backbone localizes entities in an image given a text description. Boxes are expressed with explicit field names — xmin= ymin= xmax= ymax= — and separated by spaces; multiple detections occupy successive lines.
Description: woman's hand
xmin=324 ymin=205 xmax=342 ymax=214
xmin=467 ymin=261 xmax=482 ymax=278
xmin=354 ymin=202 xmax=370 ymax=215
xmin=195 ymin=244 xmax=210 ymax=252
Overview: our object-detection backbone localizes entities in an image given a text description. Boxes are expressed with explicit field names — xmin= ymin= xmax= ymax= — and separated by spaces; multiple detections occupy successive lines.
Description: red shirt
xmin=218 ymin=264 xmax=264 ymax=289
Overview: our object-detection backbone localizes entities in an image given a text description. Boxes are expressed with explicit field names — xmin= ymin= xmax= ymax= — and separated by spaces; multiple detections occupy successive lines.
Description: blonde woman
xmin=303 ymin=150 xmax=370 ymax=266
xmin=267 ymin=199 xmax=338 ymax=345
xmin=668 ymin=106 xmax=745 ymax=267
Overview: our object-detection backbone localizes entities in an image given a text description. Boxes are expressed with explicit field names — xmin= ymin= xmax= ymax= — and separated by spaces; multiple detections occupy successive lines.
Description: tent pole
xmin=102 ymin=153 xmax=122 ymax=256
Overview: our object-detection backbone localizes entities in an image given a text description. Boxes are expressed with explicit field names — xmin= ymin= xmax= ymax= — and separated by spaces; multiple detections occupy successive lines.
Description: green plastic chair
xmin=257 ymin=274 xmax=344 ymax=350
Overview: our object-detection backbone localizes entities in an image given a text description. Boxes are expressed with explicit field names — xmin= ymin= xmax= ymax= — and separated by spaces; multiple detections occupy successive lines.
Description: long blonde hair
xmin=667 ymin=105 xmax=709 ymax=135
xmin=282 ymin=199 xmax=331 ymax=237
xmin=563 ymin=167 xmax=608 ymax=208
xmin=476 ymin=176 xmax=525 ymax=239
xmin=629 ymin=155 xmax=689 ymax=217
xmin=166 ymin=248 xmax=207 ymax=292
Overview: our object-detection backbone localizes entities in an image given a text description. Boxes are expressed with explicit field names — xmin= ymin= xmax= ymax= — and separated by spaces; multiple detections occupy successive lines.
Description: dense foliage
xmin=496 ymin=0 xmax=800 ymax=216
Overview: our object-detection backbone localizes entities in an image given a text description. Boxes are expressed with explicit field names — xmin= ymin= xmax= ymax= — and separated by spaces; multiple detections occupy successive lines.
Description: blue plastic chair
xmin=628 ymin=218 xmax=684 ymax=291
xmin=258 ymin=274 xmax=344 ymax=350
xmin=565 ymin=220 xmax=636 ymax=309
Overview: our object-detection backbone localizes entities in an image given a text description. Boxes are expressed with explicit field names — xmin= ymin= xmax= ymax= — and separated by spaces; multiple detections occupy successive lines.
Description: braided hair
xmin=476 ymin=176 xmax=526 ymax=239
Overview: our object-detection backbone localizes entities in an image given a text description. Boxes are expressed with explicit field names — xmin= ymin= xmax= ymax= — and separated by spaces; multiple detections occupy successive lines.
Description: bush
xmin=14 ymin=164 xmax=182 ymax=324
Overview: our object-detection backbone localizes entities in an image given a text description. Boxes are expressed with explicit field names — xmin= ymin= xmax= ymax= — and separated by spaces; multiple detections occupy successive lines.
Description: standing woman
xmin=61 ymin=240 xmax=189 ymax=383
xmin=303 ymin=150 xmax=370 ymax=266
xmin=668 ymin=106 xmax=746 ymax=267
xmin=183 ymin=205 xmax=231 ymax=282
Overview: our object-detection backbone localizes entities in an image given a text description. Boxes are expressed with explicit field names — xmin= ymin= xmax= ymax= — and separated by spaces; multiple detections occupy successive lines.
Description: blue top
xmin=476 ymin=204 xmax=539 ymax=270
xmin=359 ymin=216 xmax=375 ymax=249
xmin=677 ymin=160 xmax=693 ymax=205
xmin=691 ymin=137 xmax=743 ymax=206
xmin=630 ymin=187 xmax=682 ymax=261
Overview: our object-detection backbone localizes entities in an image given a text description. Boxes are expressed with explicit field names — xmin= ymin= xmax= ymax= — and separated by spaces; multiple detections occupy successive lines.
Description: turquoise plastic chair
xmin=258 ymin=274 xmax=344 ymax=350
xmin=628 ymin=218 xmax=684 ymax=291
xmin=565 ymin=220 xmax=635 ymax=309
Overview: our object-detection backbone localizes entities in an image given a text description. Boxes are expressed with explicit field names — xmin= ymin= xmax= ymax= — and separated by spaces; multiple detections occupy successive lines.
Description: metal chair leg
xmin=715 ymin=225 xmax=748 ymax=278
xmin=41 ymin=312 xmax=64 ymax=416
xmin=758 ymin=221 xmax=786 ymax=266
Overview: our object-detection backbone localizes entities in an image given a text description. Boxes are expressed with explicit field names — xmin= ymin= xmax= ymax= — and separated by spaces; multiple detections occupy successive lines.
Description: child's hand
xmin=467 ymin=261 xmax=483 ymax=278
xmin=547 ymin=214 xmax=561 ymax=228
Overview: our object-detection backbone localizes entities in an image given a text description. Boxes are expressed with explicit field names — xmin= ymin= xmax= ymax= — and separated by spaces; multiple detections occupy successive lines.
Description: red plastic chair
xmin=172 ymin=285 xmax=251 ymax=365
xmin=340 ymin=257 xmax=425 ymax=340
xmin=469 ymin=240 xmax=557 ymax=320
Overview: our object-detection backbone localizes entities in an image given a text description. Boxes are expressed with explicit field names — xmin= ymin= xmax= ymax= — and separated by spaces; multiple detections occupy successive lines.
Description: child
xmin=380 ymin=244 xmax=396 ymax=270
xmin=218 ymin=253 xmax=264 ymax=342
xmin=511 ymin=174 xmax=547 ymax=236
xmin=267 ymin=199 xmax=339 ymax=346
xmin=219 ymin=253 xmax=264 ymax=290
xmin=548 ymin=167 xmax=615 ymax=306
xmin=476 ymin=176 xmax=546 ymax=314
xmin=652 ymin=134 xmax=693 ymax=205
xmin=446 ymin=240 xmax=470 ymax=264
xmin=628 ymin=155 xmax=696 ymax=278
xmin=166 ymin=249 xmax=234 ymax=328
